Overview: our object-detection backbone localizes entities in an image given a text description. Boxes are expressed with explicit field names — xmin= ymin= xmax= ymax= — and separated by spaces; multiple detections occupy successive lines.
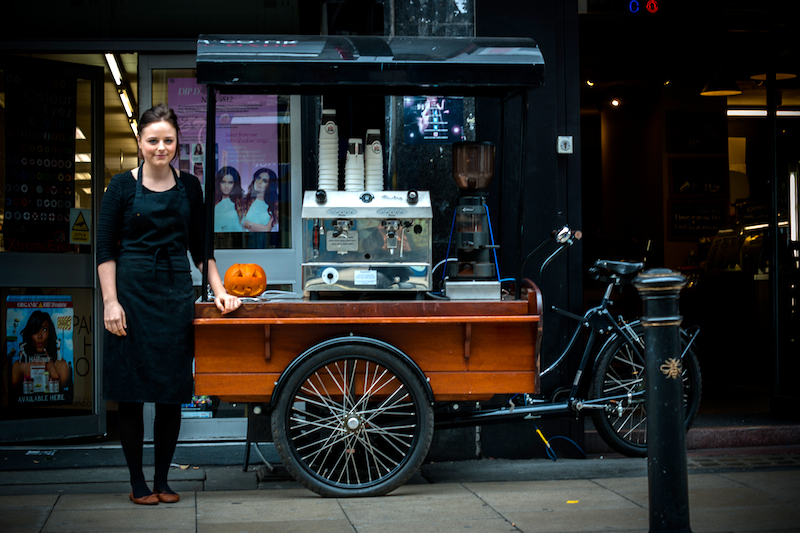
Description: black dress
xmin=98 ymin=166 xmax=206 ymax=404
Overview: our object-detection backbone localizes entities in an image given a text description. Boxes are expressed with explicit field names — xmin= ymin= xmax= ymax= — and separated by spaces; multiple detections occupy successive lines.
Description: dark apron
xmin=103 ymin=165 xmax=195 ymax=404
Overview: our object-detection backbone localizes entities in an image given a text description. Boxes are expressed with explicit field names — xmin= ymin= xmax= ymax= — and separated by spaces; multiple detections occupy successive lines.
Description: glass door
xmin=1 ymin=56 xmax=106 ymax=441
xmin=139 ymin=54 xmax=303 ymax=440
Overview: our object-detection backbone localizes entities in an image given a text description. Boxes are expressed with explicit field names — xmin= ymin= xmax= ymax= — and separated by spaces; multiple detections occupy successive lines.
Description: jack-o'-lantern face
xmin=223 ymin=263 xmax=267 ymax=297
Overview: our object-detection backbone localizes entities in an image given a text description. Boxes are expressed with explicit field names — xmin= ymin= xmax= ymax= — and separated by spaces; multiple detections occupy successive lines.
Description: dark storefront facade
xmin=1 ymin=1 xmax=797 ymax=454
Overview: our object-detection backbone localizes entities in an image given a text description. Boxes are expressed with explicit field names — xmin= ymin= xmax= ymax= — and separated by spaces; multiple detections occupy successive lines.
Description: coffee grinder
xmin=444 ymin=142 xmax=501 ymax=300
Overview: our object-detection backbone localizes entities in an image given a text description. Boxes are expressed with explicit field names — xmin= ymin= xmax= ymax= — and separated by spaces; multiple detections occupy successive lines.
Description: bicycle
xmin=437 ymin=225 xmax=703 ymax=459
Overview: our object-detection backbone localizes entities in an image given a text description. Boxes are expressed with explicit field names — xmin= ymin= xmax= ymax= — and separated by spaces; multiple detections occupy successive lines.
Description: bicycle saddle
xmin=590 ymin=260 xmax=645 ymax=282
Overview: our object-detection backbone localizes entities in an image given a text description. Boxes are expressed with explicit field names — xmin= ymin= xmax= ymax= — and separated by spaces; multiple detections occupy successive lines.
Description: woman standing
xmin=97 ymin=104 xmax=240 ymax=505
xmin=214 ymin=166 xmax=244 ymax=232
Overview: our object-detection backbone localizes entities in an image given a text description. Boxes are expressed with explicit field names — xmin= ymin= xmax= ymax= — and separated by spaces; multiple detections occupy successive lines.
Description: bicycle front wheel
xmin=270 ymin=344 xmax=433 ymax=497
xmin=589 ymin=321 xmax=702 ymax=457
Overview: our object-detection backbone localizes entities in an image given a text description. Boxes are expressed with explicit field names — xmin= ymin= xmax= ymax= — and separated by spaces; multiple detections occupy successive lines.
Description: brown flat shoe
xmin=155 ymin=491 xmax=180 ymax=503
xmin=129 ymin=492 xmax=159 ymax=505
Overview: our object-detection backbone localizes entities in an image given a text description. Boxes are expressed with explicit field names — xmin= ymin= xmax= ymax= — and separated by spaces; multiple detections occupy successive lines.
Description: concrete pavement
xmin=2 ymin=445 xmax=800 ymax=533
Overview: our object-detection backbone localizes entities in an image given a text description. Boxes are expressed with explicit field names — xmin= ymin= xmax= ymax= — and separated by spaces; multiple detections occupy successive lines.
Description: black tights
xmin=118 ymin=402 xmax=181 ymax=498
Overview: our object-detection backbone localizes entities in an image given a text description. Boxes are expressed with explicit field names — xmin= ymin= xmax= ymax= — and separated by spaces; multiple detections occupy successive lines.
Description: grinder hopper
xmin=447 ymin=142 xmax=498 ymax=281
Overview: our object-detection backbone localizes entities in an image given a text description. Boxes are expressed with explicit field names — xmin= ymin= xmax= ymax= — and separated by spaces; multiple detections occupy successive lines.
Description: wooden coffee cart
xmin=193 ymin=35 xmax=546 ymax=497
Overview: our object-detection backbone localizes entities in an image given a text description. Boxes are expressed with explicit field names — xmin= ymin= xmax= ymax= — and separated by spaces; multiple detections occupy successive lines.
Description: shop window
xmin=0 ymin=70 xmax=94 ymax=255
xmin=152 ymin=70 xmax=292 ymax=252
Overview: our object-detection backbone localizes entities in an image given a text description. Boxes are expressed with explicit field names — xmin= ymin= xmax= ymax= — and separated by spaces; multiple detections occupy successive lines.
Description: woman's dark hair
xmin=215 ymin=166 xmax=244 ymax=204
xmin=245 ymin=168 xmax=278 ymax=199
xmin=139 ymin=103 xmax=180 ymax=138
xmin=20 ymin=311 xmax=58 ymax=362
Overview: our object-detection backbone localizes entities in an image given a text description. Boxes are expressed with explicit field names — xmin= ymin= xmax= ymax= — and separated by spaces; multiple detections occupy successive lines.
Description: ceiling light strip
xmin=727 ymin=109 xmax=800 ymax=117
xmin=104 ymin=53 xmax=123 ymax=86
xmin=119 ymin=90 xmax=134 ymax=118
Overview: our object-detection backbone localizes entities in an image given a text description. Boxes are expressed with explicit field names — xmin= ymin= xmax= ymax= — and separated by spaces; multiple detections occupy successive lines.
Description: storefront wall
xmin=3 ymin=1 xmax=795 ymax=448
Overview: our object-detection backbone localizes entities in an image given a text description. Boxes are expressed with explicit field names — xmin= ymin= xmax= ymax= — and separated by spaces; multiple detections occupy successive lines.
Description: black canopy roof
xmin=196 ymin=35 xmax=544 ymax=96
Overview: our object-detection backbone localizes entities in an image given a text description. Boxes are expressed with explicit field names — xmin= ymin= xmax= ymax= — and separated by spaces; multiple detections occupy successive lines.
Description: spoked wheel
xmin=271 ymin=344 xmax=433 ymax=497
xmin=590 ymin=322 xmax=702 ymax=457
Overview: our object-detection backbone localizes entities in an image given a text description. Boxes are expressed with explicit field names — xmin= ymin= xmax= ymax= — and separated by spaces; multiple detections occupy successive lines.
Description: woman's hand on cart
xmin=214 ymin=291 xmax=242 ymax=315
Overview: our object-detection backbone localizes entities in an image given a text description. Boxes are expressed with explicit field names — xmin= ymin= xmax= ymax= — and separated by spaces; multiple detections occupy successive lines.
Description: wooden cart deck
xmin=194 ymin=289 xmax=542 ymax=403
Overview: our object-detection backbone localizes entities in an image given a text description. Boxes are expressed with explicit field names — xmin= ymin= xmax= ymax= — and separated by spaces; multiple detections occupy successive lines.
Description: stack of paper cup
xmin=364 ymin=129 xmax=384 ymax=191
xmin=318 ymin=109 xmax=339 ymax=191
xmin=344 ymin=138 xmax=364 ymax=192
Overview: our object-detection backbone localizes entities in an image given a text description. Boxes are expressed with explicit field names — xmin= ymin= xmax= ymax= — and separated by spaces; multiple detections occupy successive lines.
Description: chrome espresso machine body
xmin=302 ymin=190 xmax=433 ymax=294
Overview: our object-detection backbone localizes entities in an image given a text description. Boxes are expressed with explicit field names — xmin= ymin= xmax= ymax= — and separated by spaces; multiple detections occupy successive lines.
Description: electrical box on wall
xmin=557 ymin=136 xmax=573 ymax=154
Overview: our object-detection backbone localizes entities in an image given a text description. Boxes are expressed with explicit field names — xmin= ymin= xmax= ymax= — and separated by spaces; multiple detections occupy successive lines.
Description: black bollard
xmin=633 ymin=268 xmax=692 ymax=533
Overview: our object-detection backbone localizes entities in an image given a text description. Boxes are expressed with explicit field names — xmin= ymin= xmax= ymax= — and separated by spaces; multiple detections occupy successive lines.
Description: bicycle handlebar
xmin=516 ymin=225 xmax=582 ymax=299
xmin=539 ymin=226 xmax=582 ymax=281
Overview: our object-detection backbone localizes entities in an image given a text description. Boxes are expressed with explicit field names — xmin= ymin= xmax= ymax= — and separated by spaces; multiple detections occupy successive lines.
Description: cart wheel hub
xmin=345 ymin=416 xmax=361 ymax=431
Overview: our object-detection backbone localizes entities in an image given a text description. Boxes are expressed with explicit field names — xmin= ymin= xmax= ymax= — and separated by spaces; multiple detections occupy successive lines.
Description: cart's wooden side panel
xmin=466 ymin=323 xmax=537 ymax=371
xmin=193 ymin=373 xmax=280 ymax=403
xmin=194 ymin=295 xmax=542 ymax=402
xmin=424 ymin=372 xmax=537 ymax=397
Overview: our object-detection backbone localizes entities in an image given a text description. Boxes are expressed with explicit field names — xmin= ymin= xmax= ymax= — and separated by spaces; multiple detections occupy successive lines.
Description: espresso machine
xmin=301 ymin=190 xmax=433 ymax=296
xmin=444 ymin=142 xmax=501 ymax=300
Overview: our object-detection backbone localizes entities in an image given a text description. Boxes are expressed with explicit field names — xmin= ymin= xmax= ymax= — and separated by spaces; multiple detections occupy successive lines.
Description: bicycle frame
xmin=436 ymin=276 xmax=643 ymax=428
xmin=436 ymin=226 xmax=701 ymax=429
xmin=437 ymin=227 xmax=635 ymax=428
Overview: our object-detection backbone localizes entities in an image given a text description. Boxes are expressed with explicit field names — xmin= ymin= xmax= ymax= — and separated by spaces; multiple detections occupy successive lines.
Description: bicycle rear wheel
xmin=589 ymin=321 xmax=702 ymax=457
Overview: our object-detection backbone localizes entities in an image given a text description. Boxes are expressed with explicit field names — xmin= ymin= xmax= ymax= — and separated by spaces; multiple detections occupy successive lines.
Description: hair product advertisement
xmin=168 ymin=78 xmax=283 ymax=237
xmin=167 ymin=78 xmax=280 ymax=194
xmin=5 ymin=296 xmax=74 ymax=406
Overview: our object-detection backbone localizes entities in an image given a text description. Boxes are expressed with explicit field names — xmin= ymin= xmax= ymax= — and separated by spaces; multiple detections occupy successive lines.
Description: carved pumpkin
xmin=223 ymin=263 xmax=267 ymax=297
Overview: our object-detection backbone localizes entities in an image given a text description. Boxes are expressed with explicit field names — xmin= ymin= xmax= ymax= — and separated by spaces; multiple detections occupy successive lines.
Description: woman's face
xmin=138 ymin=120 xmax=177 ymax=169
xmin=220 ymin=174 xmax=235 ymax=197
xmin=32 ymin=323 xmax=49 ymax=353
xmin=253 ymin=173 xmax=269 ymax=194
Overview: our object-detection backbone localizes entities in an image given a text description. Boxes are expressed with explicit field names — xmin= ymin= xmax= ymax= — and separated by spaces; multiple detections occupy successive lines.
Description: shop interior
xmin=578 ymin=6 xmax=800 ymax=422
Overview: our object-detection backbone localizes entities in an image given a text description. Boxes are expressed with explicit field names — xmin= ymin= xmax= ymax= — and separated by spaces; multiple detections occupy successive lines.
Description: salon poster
xmin=167 ymin=78 xmax=279 ymax=193
xmin=6 ymin=296 xmax=74 ymax=406
xmin=3 ymin=70 xmax=78 ymax=253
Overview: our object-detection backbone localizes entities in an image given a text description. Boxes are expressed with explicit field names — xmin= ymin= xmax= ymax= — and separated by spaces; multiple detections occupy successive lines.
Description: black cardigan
xmin=96 ymin=169 xmax=210 ymax=268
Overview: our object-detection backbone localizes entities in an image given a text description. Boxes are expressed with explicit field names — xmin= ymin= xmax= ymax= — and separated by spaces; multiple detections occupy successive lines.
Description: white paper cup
xmin=320 ymin=123 xmax=338 ymax=138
